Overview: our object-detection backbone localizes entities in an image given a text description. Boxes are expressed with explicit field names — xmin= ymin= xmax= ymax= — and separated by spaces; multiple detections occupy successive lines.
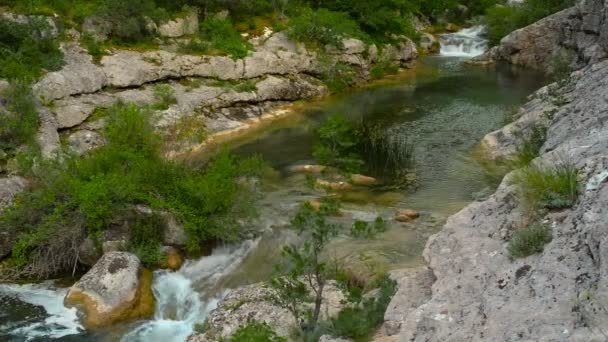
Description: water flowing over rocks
xmin=393 ymin=33 xmax=608 ymax=342
xmin=64 ymin=252 xmax=155 ymax=328
xmin=473 ymin=0 xmax=608 ymax=71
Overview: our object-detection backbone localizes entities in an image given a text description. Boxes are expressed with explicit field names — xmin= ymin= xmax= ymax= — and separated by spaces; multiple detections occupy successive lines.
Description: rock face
xmin=189 ymin=282 xmax=345 ymax=341
xmin=158 ymin=11 xmax=199 ymax=38
xmin=473 ymin=0 xmax=608 ymax=71
xmin=396 ymin=50 xmax=608 ymax=342
xmin=64 ymin=252 xmax=155 ymax=328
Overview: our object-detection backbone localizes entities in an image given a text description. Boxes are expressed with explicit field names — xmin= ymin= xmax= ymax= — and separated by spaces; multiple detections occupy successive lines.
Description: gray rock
xmin=473 ymin=0 xmax=608 ymax=72
xmin=398 ymin=42 xmax=608 ymax=342
xmin=158 ymin=11 xmax=199 ymax=38
xmin=37 ymin=105 xmax=61 ymax=159
xmin=78 ymin=237 xmax=102 ymax=266
xmin=81 ymin=16 xmax=112 ymax=41
xmin=1 ymin=13 xmax=60 ymax=38
xmin=68 ymin=130 xmax=105 ymax=155
xmin=64 ymin=252 xmax=153 ymax=328
xmin=418 ymin=33 xmax=440 ymax=54
xmin=161 ymin=211 xmax=187 ymax=247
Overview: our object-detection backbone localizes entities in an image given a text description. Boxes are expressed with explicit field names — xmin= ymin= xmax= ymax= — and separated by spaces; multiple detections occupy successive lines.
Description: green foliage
xmin=0 ymin=18 xmax=64 ymax=80
xmin=370 ymin=59 xmax=400 ymax=80
xmin=350 ymin=217 xmax=387 ymax=239
xmin=485 ymin=0 xmax=575 ymax=46
xmin=313 ymin=114 xmax=364 ymax=173
xmin=318 ymin=197 xmax=341 ymax=216
xmin=182 ymin=17 xmax=252 ymax=59
xmin=324 ymin=274 xmax=397 ymax=340
xmin=152 ymin=84 xmax=178 ymax=110
xmin=289 ymin=8 xmax=367 ymax=47
xmin=508 ymin=223 xmax=552 ymax=258
xmin=319 ymin=60 xmax=358 ymax=93
xmin=0 ymin=82 xmax=39 ymax=152
xmin=80 ymin=33 xmax=107 ymax=63
xmin=230 ymin=320 xmax=287 ymax=342
xmin=101 ymin=0 xmax=168 ymax=43
xmin=128 ymin=213 xmax=165 ymax=267
xmin=512 ymin=161 xmax=579 ymax=212
xmin=0 ymin=102 xmax=264 ymax=278
xmin=270 ymin=203 xmax=340 ymax=334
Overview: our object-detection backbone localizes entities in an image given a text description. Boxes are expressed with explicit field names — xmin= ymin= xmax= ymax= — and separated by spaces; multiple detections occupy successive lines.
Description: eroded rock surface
xmin=396 ymin=50 xmax=608 ymax=342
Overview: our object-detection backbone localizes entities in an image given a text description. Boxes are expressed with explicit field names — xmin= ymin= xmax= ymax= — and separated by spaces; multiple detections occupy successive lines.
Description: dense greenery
xmin=0 ymin=82 xmax=39 ymax=152
xmin=508 ymin=223 xmax=552 ymax=258
xmin=229 ymin=320 xmax=287 ymax=342
xmin=180 ymin=16 xmax=252 ymax=59
xmin=313 ymin=114 xmax=364 ymax=173
xmin=0 ymin=102 xmax=265 ymax=278
xmin=350 ymin=217 xmax=388 ymax=239
xmin=0 ymin=18 xmax=64 ymax=80
xmin=485 ymin=0 xmax=575 ymax=46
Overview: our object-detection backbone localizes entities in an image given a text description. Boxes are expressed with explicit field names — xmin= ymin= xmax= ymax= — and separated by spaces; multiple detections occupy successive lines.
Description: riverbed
xmin=0 ymin=39 xmax=545 ymax=341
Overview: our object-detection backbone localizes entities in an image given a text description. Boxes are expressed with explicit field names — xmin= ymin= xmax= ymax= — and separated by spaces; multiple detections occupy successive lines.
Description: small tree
xmin=270 ymin=203 xmax=339 ymax=335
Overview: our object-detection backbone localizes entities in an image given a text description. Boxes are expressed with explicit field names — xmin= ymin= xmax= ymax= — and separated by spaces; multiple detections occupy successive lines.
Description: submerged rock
xmin=64 ymin=252 xmax=155 ymax=328
xmin=395 ymin=209 xmax=420 ymax=222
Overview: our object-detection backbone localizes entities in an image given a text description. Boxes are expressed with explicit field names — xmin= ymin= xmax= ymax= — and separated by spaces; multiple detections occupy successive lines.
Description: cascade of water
xmin=122 ymin=240 xmax=259 ymax=342
xmin=0 ymin=283 xmax=83 ymax=340
xmin=439 ymin=26 xmax=488 ymax=57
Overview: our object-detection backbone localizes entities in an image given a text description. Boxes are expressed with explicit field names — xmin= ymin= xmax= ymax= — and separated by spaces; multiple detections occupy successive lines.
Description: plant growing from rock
xmin=508 ymin=223 xmax=552 ymax=258
xmin=152 ymin=84 xmax=178 ymax=110
xmin=512 ymin=160 xmax=579 ymax=213
xmin=510 ymin=125 xmax=547 ymax=169
xmin=230 ymin=320 xmax=287 ymax=342
xmin=270 ymin=202 xmax=340 ymax=336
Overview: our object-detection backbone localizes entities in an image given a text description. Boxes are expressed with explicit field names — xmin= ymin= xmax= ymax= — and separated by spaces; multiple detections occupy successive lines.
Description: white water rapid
xmin=122 ymin=239 xmax=260 ymax=342
xmin=0 ymin=282 xmax=83 ymax=340
xmin=439 ymin=26 xmax=488 ymax=57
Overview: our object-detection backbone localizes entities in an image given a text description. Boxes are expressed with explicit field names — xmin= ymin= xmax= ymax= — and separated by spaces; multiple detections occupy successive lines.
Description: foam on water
xmin=439 ymin=26 xmax=488 ymax=57
xmin=0 ymin=283 xmax=83 ymax=340
xmin=122 ymin=240 xmax=259 ymax=342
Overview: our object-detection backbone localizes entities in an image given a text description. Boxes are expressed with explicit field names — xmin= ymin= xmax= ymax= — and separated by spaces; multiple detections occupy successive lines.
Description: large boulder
xmin=64 ymin=252 xmax=154 ymax=328
xmin=189 ymin=281 xmax=345 ymax=341
xmin=473 ymin=0 xmax=608 ymax=72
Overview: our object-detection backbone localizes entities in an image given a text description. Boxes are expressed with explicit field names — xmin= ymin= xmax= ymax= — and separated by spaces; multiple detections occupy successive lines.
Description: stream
xmin=0 ymin=28 xmax=545 ymax=342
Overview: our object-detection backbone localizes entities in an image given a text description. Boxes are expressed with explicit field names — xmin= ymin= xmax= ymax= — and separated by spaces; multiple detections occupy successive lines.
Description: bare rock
xmin=68 ymin=130 xmax=105 ymax=155
xmin=395 ymin=209 xmax=420 ymax=222
xmin=161 ymin=211 xmax=187 ymax=247
xmin=158 ymin=11 xmax=198 ymax=38
xmin=289 ymin=164 xmax=327 ymax=174
xmin=64 ymin=252 xmax=155 ymax=328
xmin=350 ymin=174 xmax=378 ymax=186
xmin=77 ymin=237 xmax=102 ymax=267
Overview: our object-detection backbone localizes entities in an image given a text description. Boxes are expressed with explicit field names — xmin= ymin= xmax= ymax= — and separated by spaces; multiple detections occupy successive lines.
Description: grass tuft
xmin=508 ymin=223 xmax=552 ymax=258
xmin=512 ymin=161 xmax=578 ymax=212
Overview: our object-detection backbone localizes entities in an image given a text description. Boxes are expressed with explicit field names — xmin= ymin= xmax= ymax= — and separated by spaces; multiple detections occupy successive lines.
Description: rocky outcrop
xmin=158 ymin=10 xmax=199 ymax=38
xmin=395 ymin=51 xmax=608 ymax=342
xmin=64 ymin=252 xmax=155 ymax=328
xmin=473 ymin=0 xmax=608 ymax=71
xmin=189 ymin=281 xmax=346 ymax=341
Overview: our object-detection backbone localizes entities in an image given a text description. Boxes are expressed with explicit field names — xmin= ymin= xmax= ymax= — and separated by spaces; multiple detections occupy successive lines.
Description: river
xmin=0 ymin=28 xmax=545 ymax=341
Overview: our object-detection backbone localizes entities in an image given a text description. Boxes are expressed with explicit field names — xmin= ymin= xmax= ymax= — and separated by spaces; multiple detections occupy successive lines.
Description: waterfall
xmin=439 ymin=26 xmax=488 ymax=58
xmin=122 ymin=240 xmax=259 ymax=342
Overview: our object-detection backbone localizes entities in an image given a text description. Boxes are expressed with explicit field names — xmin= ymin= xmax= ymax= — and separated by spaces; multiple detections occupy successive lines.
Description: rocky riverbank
xmin=380 ymin=1 xmax=608 ymax=341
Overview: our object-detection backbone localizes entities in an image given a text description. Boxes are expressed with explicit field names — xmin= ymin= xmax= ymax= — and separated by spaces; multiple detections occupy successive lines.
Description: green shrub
xmin=0 ymin=102 xmax=265 ymax=278
xmin=230 ymin=321 xmax=286 ymax=342
xmin=508 ymin=223 xmax=552 ymax=258
xmin=0 ymin=82 xmax=39 ymax=151
xmin=0 ymin=18 xmax=64 ymax=80
xmin=512 ymin=161 xmax=579 ymax=212
xmin=128 ymin=213 xmax=165 ymax=267
xmin=101 ymin=0 xmax=168 ymax=44
xmin=183 ymin=17 xmax=252 ymax=59
xmin=319 ymin=60 xmax=358 ymax=93
xmin=370 ymin=59 xmax=400 ymax=80
xmin=324 ymin=275 xmax=396 ymax=340
xmin=152 ymin=84 xmax=178 ymax=110
xmin=313 ymin=114 xmax=364 ymax=173
xmin=350 ymin=217 xmax=387 ymax=239
xmin=80 ymin=33 xmax=107 ymax=63
xmin=289 ymin=8 xmax=367 ymax=48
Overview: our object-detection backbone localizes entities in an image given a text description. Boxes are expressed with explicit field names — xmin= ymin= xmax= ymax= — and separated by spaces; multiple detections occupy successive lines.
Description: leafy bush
xmin=508 ymin=223 xmax=552 ymax=258
xmin=485 ymin=0 xmax=575 ymax=46
xmin=152 ymin=84 xmax=178 ymax=110
xmin=313 ymin=114 xmax=364 ymax=173
xmin=350 ymin=217 xmax=388 ymax=239
xmin=80 ymin=33 xmax=107 ymax=63
xmin=183 ymin=17 xmax=252 ymax=59
xmin=0 ymin=18 xmax=64 ymax=80
xmin=289 ymin=8 xmax=366 ymax=48
xmin=101 ymin=0 xmax=168 ymax=43
xmin=0 ymin=82 xmax=39 ymax=151
xmin=319 ymin=60 xmax=358 ymax=93
xmin=512 ymin=161 xmax=579 ymax=212
xmin=324 ymin=275 xmax=397 ymax=339
xmin=370 ymin=59 xmax=400 ymax=80
xmin=230 ymin=320 xmax=286 ymax=342
xmin=0 ymin=102 xmax=264 ymax=279
xmin=128 ymin=213 xmax=165 ymax=267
